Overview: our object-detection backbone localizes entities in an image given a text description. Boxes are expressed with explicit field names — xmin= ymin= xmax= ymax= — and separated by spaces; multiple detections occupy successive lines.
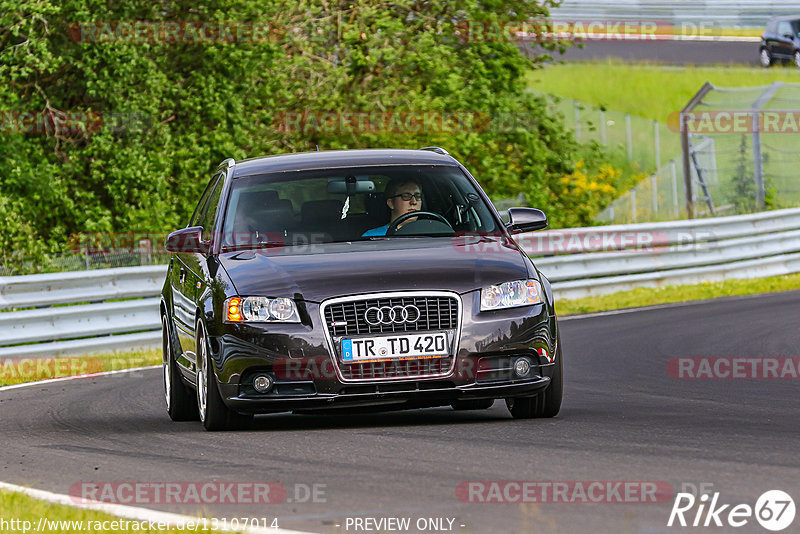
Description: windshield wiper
xmin=222 ymin=241 xmax=286 ymax=253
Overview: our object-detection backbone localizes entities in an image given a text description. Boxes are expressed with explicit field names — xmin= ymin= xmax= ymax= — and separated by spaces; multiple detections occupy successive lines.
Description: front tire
xmin=196 ymin=320 xmax=253 ymax=431
xmin=506 ymin=334 xmax=563 ymax=419
xmin=794 ymin=51 xmax=800 ymax=68
xmin=760 ymin=48 xmax=772 ymax=68
xmin=162 ymin=315 xmax=198 ymax=421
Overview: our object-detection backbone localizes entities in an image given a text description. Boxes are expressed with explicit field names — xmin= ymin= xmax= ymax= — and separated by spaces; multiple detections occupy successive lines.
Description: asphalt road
xmin=521 ymin=40 xmax=761 ymax=65
xmin=2 ymin=291 xmax=800 ymax=533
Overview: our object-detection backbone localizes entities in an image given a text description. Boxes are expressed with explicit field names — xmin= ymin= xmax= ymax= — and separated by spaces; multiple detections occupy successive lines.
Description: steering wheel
xmin=386 ymin=211 xmax=453 ymax=235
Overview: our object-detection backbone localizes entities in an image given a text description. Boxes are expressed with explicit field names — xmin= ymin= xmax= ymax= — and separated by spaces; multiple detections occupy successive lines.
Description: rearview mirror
xmin=505 ymin=208 xmax=548 ymax=234
xmin=327 ymin=175 xmax=376 ymax=194
xmin=166 ymin=226 xmax=209 ymax=254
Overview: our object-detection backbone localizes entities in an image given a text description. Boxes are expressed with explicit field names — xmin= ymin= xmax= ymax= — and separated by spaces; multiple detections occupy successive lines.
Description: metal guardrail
xmin=527 ymin=208 xmax=800 ymax=300
xmin=550 ymin=1 xmax=794 ymax=28
xmin=0 ymin=265 xmax=166 ymax=310
xmin=3 ymin=209 xmax=800 ymax=358
xmin=0 ymin=266 xmax=167 ymax=358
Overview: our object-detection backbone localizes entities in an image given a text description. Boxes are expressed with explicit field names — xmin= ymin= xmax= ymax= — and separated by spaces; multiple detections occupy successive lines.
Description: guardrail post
xmin=574 ymin=102 xmax=581 ymax=142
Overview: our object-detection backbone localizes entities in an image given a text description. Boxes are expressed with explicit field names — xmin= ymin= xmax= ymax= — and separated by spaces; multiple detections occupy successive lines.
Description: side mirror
xmin=505 ymin=207 xmax=548 ymax=234
xmin=166 ymin=226 xmax=209 ymax=254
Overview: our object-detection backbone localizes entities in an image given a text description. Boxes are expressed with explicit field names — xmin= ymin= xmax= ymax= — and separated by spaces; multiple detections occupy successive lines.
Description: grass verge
xmin=0 ymin=490 xmax=232 ymax=533
xmin=528 ymin=60 xmax=800 ymax=123
xmin=557 ymin=272 xmax=800 ymax=315
xmin=0 ymin=349 xmax=161 ymax=387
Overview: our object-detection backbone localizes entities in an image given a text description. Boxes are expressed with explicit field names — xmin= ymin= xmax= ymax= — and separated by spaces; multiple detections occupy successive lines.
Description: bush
xmin=1 ymin=0 xmax=595 ymax=259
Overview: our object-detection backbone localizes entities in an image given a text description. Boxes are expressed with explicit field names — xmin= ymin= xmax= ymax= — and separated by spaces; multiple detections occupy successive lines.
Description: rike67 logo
xmin=668 ymin=490 xmax=796 ymax=531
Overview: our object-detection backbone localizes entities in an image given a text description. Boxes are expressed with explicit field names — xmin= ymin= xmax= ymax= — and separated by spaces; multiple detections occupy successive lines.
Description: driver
xmin=362 ymin=178 xmax=422 ymax=237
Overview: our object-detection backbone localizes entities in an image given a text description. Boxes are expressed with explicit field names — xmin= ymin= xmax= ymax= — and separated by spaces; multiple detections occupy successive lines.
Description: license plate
xmin=341 ymin=332 xmax=449 ymax=363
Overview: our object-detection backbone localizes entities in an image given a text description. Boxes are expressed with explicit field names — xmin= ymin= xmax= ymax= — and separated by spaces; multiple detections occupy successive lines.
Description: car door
xmin=775 ymin=20 xmax=794 ymax=58
xmin=172 ymin=172 xmax=223 ymax=372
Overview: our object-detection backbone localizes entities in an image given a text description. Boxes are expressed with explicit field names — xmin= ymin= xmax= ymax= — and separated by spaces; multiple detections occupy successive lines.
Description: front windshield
xmin=220 ymin=165 xmax=500 ymax=250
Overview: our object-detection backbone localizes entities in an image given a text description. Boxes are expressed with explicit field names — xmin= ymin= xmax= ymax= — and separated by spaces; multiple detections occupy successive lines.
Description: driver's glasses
xmin=391 ymin=192 xmax=422 ymax=201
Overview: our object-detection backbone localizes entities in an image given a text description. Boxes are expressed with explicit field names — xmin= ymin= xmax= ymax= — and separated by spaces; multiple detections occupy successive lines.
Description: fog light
xmin=253 ymin=374 xmax=274 ymax=393
xmin=514 ymin=358 xmax=531 ymax=378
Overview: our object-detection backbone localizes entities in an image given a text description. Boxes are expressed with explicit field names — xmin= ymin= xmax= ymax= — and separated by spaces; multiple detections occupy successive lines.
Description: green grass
xmin=557 ymin=272 xmax=800 ymax=315
xmin=528 ymin=60 xmax=800 ymax=123
xmin=0 ymin=490 xmax=233 ymax=533
xmin=0 ymin=349 xmax=161 ymax=387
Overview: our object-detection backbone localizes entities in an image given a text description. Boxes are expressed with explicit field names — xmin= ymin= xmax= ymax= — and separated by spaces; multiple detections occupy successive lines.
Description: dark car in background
xmin=160 ymin=148 xmax=562 ymax=430
xmin=760 ymin=15 xmax=800 ymax=67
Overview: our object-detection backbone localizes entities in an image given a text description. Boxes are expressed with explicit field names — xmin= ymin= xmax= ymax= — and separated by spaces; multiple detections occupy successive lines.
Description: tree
xmin=1 ymin=0 xmax=589 ymax=268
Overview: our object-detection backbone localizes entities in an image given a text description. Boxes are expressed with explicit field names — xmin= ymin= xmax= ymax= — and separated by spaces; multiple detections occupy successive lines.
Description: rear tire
xmin=196 ymin=320 xmax=253 ymax=431
xmin=162 ymin=315 xmax=198 ymax=421
xmin=795 ymin=51 xmax=800 ymax=69
xmin=451 ymin=399 xmax=494 ymax=410
xmin=506 ymin=334 xmax=563 ymax=419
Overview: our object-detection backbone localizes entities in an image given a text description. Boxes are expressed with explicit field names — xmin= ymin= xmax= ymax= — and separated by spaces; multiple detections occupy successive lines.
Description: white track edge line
xmin=0 ymin=481 xmax=317 ymax=534
xmin=0 ymin=365 xmax=162 ymax=393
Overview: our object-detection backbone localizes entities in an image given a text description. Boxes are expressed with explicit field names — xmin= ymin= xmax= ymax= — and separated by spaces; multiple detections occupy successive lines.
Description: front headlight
xmin=224 ymin=296 xmax=301 ymax=323
xmin=480 ymin=279 xmax=543 ymax=311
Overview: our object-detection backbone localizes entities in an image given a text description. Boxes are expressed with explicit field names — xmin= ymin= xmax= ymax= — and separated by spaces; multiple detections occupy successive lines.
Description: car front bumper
xmin=224 ymin=376 xmax=551 ymax=413
xmin=208 ymin=292 xmax=558 ymax=414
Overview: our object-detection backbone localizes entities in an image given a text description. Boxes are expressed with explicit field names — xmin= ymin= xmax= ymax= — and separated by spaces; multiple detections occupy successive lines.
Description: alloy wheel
xmin=197 ymin=328 xmax=208 ymax=421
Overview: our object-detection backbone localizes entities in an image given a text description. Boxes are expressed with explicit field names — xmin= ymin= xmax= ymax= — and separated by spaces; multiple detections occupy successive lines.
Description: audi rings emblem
xmin=364 ymin=305 xmax=421 ymax=326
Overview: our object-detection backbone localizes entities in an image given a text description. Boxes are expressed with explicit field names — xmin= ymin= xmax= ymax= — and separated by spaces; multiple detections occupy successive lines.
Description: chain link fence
xmin=679 ymin=82 xmax=800 ymax=218
xmin=545 ymin=95 xmax=681 ymax=175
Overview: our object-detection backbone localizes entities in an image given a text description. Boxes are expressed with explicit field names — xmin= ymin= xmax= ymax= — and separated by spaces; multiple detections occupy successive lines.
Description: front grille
xmin=340 ymin=356 xmax=456 ymax=380
xmin=324 ymin=295 xmax=458 ymax=337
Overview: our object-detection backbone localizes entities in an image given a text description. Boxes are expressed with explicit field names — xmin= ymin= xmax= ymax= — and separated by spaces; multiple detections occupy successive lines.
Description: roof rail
xmin=419 ymin=146 xmax=450 ymax=156
xmin=218 ymin=157 xmax=236 ymax=169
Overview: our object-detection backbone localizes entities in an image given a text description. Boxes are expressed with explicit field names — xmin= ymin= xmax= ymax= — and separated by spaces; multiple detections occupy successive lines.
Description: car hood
xmin=218 ymin=236 xmax=531 ymax=303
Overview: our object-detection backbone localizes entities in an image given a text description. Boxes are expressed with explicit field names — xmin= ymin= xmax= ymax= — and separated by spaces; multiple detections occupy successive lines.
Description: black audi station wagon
xmin=160 ymin=148 xmax=563 ymax=430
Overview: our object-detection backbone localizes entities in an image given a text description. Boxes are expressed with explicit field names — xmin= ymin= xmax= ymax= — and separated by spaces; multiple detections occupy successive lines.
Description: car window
xmin=778 ymin=21 xmax=793 ymax=36
xmin=190 ymin=174 xmax=219 ymax=227
xmin=192 ymin=173 xmax=223 ymax=233
xmin=221 ymin=165 xmax=500 ymax=249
